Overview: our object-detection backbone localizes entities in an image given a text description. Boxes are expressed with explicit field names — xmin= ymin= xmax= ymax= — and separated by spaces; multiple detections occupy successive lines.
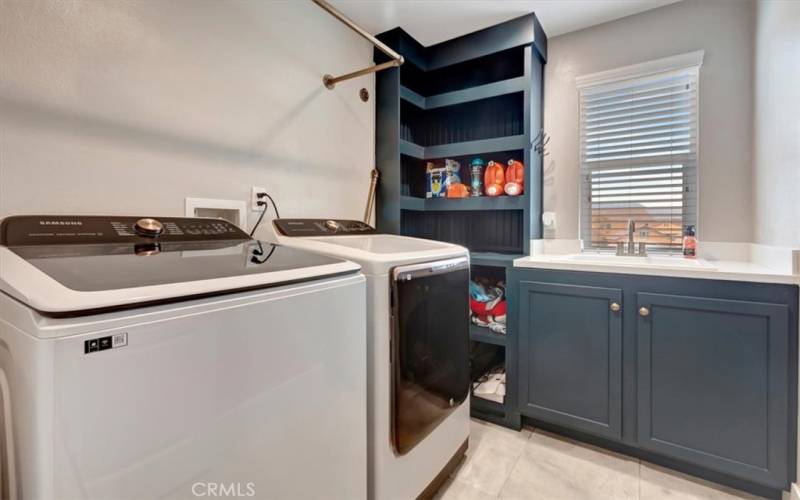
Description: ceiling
xmin=329 ymin=0 xmax=682 ymax=46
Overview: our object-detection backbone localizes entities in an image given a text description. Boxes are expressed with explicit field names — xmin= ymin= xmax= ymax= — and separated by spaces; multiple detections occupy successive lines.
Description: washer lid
xmin=0 ymin=215 xmax=360 ymax=316
xmin=274 ymin=231 xmax=467 ymax=275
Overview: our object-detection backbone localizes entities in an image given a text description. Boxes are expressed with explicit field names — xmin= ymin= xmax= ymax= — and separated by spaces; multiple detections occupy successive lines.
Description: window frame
xmin=575 ymin=51 xmax=704 ymax=254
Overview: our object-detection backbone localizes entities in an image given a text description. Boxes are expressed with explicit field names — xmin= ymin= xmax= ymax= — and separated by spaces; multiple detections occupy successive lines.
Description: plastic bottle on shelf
xmin=504 ymin=160 xmax=524 ymax=196
xmin=484 ymin=161 xmax=505 ymax=196
xmin=682 ymin=225 xmax=697 ymax=258
xmin=470 ymin=158 xmax=485 ymax=196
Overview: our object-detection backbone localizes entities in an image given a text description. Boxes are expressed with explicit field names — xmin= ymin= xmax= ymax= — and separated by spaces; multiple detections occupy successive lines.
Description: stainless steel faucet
xmin=627 ymin=219 xmax=636 ymax=254
xmin=616 ymin=219 xmax=647 ymax=256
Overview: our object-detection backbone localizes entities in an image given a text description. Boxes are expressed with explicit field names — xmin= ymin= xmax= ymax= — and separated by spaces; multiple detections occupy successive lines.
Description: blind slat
xmin=584 ymin=133 xmax=695 ymax=149
xmin=585 ymin=88 xmax=695 ymax=112
xmin=583 ymin=156 xmax=697 ymax=171
xmin=585 ymin=140 xmax=696 ymax=157
xmin=583 ymin=126 xmax=693 ymax=143
xmin=585 ymin=110 xmax=696 ymax=130
xmin=584 ymin=96 xmax=694 ymax=121
xmin=582 ymin=78 xmax=695 ymax=102
xmin=583 ymin=118 xmax=695 ymax=138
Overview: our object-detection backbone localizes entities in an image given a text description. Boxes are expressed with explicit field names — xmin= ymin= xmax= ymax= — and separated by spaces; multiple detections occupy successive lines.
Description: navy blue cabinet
xmin=636 ymin=292 xmax=792 ymax=489
xmin=511 ymin=268 xmax=798 ymax=492
xmin=518 ymin=282 xmax=623 ymax=440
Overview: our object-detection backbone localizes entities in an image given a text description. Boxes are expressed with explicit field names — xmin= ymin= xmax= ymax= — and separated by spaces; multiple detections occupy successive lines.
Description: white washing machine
xmin=271 ymin=218 xmax=470 ymax=500
xmin=0 ymin=215 xmax=367 ymax=500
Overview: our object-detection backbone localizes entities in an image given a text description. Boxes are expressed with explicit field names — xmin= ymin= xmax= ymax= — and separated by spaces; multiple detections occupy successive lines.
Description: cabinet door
xmin=636 ymin=292 xmax=791 ymax=489
xmin=519 ymin=281 xmax=623 ymax=440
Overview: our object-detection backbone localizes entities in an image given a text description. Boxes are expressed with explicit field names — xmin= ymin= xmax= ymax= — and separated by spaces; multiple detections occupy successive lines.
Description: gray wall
xmin=543 ymin=0 xmax=755 ymax=243
xmin=0 ymin=0 xmax=375 ymax=238
xmin=752 ymin=0 xmax=800 ymax=248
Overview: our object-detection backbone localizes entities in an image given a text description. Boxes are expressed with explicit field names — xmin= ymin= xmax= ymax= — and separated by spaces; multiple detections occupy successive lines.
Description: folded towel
xmin=473 ymin=367 xmax=506 ymax=403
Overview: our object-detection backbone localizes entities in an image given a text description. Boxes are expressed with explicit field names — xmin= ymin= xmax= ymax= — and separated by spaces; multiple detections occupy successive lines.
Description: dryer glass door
xmin=390 ymin=257 xmax=470 ymax=455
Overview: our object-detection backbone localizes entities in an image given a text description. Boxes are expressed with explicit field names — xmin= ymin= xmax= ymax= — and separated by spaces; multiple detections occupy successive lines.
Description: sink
xmin=552 ymin=253 xmax=717 ymax=271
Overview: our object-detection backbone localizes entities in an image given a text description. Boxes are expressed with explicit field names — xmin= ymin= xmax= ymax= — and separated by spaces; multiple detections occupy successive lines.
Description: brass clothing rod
xmin=311 ymin=0 xmax=404 ymax=89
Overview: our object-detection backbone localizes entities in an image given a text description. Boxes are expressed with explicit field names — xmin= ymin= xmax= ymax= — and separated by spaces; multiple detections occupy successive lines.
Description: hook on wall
xmin=533 ymin=129 xmax=550 ymax=156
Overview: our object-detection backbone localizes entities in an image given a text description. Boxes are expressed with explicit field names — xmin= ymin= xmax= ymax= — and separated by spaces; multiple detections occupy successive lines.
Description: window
xmin=577 ymin=51 xmax=703 ymax=252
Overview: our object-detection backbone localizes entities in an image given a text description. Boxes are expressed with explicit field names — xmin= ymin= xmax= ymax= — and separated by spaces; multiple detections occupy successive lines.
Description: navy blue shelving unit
xmin=374 ymin=14 xmax=547 ymax=430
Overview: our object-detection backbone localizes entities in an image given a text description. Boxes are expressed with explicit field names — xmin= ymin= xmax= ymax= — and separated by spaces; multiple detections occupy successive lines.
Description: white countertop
xmin=513 ymin=241 xmax=800 ymax=285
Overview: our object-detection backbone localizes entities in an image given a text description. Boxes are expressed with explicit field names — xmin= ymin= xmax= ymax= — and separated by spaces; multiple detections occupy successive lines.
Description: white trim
xmin=789 ymin=482 xmax=800 ymax=500
xmin=575 ymin=50 xmax=705 ymax=90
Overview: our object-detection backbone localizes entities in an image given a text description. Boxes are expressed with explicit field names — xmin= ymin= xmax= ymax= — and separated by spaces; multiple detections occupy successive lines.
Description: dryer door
xmin=390 ymin=257 xmax=470 ymax=455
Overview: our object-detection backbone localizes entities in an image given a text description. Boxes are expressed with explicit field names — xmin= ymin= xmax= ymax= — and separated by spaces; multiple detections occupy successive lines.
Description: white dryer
xmin=0 ymin=215 xmax=367 ymax=500
xmin=271 ymin=218 xmax=470 ymax=500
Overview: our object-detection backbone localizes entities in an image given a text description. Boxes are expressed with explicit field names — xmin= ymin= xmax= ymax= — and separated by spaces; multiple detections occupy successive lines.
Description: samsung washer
xmin=0 ymin=215 xmax=367 ymax=500
xmin=271 ymin=218 xmax=470 ymax=500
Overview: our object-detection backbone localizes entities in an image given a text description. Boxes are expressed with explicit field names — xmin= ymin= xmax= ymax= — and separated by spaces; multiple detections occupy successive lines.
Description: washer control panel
xmin=273 ymin=219 xmax=376 ymax=237
xmin=0 ymin=215 xmax=251 ymax=246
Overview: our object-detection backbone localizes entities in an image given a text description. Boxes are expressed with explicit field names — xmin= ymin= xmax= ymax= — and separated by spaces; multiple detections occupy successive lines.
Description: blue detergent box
xmin=426 ymin=162 xmax=446 ymax=198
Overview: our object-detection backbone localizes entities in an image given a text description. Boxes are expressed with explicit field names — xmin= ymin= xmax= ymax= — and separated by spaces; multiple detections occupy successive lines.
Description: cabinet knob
xmin=639 ymin=306 xmax=651 ymax=317
xmin=610 ymin=302 xmax=621 ymax=312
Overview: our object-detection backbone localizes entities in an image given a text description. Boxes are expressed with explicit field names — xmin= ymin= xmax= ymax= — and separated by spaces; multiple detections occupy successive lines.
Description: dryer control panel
xmin=273 ymin=219 xmax=376 ymax=237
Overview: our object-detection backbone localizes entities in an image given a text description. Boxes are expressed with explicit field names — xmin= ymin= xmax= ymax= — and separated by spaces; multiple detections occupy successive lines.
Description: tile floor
xmin=435 ymin=419 xmax=764 ymax=500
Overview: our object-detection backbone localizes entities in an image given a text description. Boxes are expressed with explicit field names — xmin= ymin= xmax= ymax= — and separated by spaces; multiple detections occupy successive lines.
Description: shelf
xmin=470 ymin=251 xmax=523 ymax=268
xmin=399 ymin=86 xmax=426 ymax=108
xmin=470 ymin=324 xmax=507 ymax=346
xmin=399 ymin=140 xmax=425 ymax=159
xmin=400 ymin=76 xmax=526 ymax=110
xmin=401 ymin=195 xmax=525 ymax=212
xmin=399 ymin=196 xmax=425 ymax=210
xmin=427 ymin=135 xmax=527 ymax=159
xmin=470 ymin=394 xmax=506 ymax=414
xmin=399 ymin=135 xmax=527 ymax=161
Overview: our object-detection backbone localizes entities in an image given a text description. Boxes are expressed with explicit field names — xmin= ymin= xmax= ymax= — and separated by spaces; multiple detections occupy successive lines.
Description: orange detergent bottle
xmin=484 ymin=161 xmax=505 ymax=196
xmin=446 ymin=183 xmax=469 ymax=198
xmin=504 ymin=160 xmax=524 ymax=196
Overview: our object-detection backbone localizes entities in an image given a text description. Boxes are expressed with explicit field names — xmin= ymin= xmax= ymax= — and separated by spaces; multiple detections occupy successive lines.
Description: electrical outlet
xmin=251 ymin=186 xmax=267 ymax=212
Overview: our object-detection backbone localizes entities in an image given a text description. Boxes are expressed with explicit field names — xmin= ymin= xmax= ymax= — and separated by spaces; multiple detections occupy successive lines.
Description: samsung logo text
xmin=39 ymin=221 xmax=82 ymax=226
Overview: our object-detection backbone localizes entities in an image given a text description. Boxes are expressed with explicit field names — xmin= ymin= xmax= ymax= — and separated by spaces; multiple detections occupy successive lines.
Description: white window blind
xmin=578 ymin=57 xmax=701 ymax=252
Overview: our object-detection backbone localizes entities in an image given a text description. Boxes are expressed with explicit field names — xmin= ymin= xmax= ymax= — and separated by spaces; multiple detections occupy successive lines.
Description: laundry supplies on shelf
xmin=484 ymin=161 xmax=505 ymax=196
xmin=426 ymin=162 xmax=446 ymax=198
xmin=447 ymin=183 xmax=469 ymax=198
xmin=426 ymin=159 xmax=463 ymax=198
xmin=469 ymin=158 xmax=485 ymax=196
xmin=504 ymin=160 xmax=524 ymax=196
xmin=473 ymin=366 xmax=506 ymax=404
xmin=470 ymin=279 xmax=507 ymax=335
xmin=444 ymin=159 xmax=461 ymax=189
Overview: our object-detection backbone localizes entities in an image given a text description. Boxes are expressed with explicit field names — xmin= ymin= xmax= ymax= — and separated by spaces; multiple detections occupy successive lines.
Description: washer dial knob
xmin=325 ymin=220 xmax=341 ymax=232
xmin=135 ymin=218 xmax=165 ymax=237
